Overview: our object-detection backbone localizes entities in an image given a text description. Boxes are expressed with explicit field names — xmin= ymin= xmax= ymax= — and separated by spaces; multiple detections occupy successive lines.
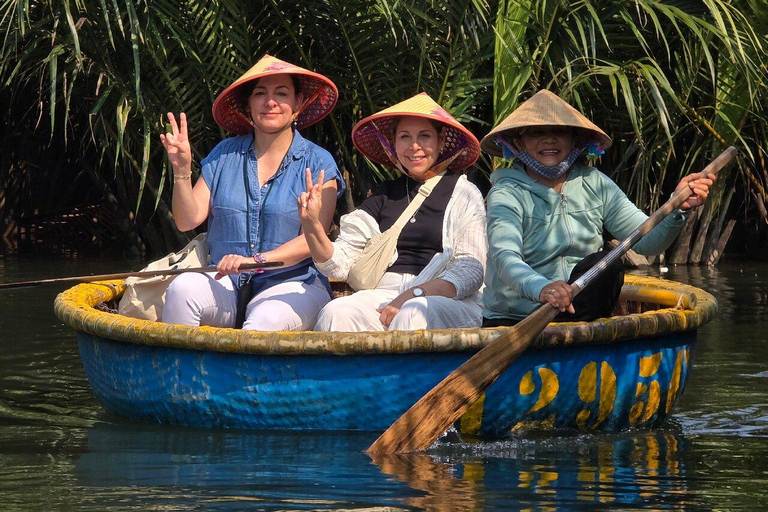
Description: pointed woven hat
xmin=352 ymin=92 xmax=480 ymax=172
xmin=212 ymin=54 xmax=338 ymax=134
xmin=481 ymin=89 xmax=612 ymax=157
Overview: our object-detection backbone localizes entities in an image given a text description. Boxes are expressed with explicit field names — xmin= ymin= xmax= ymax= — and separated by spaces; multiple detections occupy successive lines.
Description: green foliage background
xmin=1 ymin=0 xmax=765 ymax=260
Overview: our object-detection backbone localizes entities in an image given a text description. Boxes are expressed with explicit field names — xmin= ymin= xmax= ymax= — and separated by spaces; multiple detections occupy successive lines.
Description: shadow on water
xmin=1 ymin=258 xmax=767 ymax=511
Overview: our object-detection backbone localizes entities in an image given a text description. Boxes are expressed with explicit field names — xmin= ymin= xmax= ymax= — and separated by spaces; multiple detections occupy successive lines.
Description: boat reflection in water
xmin=75 ymin=423 xmax=693 ymax=511
xmin=375 ymin=432 xmax=692 ymax=511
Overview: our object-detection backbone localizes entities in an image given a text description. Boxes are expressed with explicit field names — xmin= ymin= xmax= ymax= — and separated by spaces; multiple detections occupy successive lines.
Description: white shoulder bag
xmin=346 ymin=173 xmax=443 ymax=291
xmin=118 ymin=233 xmax=209 ymax=320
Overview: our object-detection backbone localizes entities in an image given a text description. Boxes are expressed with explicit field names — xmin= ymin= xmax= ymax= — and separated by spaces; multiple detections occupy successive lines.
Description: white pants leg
xmin=315 ymin=272 xmax=482 ymax=332
xmin=162 ymin=272 xmax=237 ymax=327
xmin=388 ymin=295 xmax=482 ymax=330
xmin=314 ymin=287 xmax=399 ymax=332
xmin=163 ymin=272 xmax=330 ymax=331
xmin=242 ymin=278 xmax=331 ymax=331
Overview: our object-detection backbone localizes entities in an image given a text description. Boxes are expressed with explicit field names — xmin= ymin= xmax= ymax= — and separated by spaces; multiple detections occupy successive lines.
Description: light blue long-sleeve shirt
xmin=483 ymin=163 xmax=688 ymax=320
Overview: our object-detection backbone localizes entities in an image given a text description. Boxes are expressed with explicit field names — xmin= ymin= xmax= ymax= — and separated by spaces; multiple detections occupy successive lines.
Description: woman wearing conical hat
xmin=159 ymin=55 xmax=345 ymax=331
xmin=298 ymin=93 xmax=487 ymax=331
xmin=481 ymin=90 xmax=715 ymax=325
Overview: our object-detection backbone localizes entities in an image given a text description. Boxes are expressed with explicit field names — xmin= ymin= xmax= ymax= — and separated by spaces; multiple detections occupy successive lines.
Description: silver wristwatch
xmin=412 ymin=286 xmax=426 ymax=297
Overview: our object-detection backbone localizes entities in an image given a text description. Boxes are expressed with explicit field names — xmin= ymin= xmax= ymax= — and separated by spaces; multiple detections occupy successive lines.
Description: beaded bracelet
xmin=173 ymin=174 xmax=192 ymax=181
xmin=252 ymin=252 xmax=266 ymax=273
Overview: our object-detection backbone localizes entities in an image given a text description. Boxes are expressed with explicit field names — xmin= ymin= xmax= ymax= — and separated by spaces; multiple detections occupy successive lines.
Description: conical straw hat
xmin=212 ymin=54 xmax=338 ymax=134
xmin=481 ymin=89 xmax=612 ymax=157
xmin=352 ymin=93 xmax=480 ymax=172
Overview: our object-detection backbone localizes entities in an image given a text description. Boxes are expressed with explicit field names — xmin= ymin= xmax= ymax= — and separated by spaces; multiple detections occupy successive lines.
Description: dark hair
xmin=289 ymin=75 xmax=302 ymax=95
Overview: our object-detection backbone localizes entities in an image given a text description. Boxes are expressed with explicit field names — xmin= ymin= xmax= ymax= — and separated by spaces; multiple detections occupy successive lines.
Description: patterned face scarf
xmin=495 ymin=135 xmax=585 ymax=180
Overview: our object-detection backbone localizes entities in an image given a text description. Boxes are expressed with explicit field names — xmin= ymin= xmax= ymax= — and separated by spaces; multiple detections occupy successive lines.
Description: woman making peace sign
xmin=160 ymin=55 xmax=345 ymax=331
xmin=299 ymin=93 xmax=487 ymax=332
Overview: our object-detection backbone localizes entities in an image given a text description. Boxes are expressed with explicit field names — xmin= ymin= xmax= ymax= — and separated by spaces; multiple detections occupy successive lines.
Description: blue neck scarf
xmin=496 ymin=135 xmax=585 ymax=180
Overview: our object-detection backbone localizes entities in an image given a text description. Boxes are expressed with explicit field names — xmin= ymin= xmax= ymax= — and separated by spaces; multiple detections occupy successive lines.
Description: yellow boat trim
xmin=53 ymin=275 xmax=717 ymax=356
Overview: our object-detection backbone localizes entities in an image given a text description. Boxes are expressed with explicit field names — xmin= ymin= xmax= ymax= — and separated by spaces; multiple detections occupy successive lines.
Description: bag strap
xmin=390 ymin=172 xmax=445 ymax=231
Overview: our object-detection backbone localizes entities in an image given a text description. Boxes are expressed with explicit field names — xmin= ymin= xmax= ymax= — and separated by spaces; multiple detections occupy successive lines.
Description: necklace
xmin=405 ymin=177 xmax=417 ymax=224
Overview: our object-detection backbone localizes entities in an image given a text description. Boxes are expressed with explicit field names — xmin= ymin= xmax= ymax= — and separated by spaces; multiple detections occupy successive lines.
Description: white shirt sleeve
xmin=441 ymin=180 xmax=487 ymax=300
xmin=314 ymin=209 xmax=382 ymax=281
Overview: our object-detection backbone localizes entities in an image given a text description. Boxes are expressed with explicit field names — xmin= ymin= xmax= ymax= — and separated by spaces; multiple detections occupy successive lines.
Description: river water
xmin=0 ymin=257 xmax=766 ymax=511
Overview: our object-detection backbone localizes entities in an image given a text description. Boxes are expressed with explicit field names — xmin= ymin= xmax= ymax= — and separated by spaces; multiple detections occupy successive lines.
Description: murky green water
xmin=1 ymin=257 xmax=766 ymax=511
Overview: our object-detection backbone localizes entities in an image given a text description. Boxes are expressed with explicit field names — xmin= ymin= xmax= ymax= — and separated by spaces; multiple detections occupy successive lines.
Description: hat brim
xmin=481 ymin=124 xmax=612 ymax=157
xmin=212 ymin=69 xmax=338 ymax=134
xmin=480 ymin=90 xmax=612 ymax=157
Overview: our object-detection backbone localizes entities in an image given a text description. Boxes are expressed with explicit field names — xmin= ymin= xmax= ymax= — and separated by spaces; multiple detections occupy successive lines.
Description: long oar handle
xmin=571 ymin=146 xmax=737 ymax=295
xmin=0 ymin=261 xmax=283 ymax=290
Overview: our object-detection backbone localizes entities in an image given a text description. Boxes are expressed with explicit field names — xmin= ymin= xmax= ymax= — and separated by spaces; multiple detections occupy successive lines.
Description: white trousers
xmin=315 ymin=272 xmax=482 ymax=332
xmin=162 ymin=272 xmax=330 ymax=331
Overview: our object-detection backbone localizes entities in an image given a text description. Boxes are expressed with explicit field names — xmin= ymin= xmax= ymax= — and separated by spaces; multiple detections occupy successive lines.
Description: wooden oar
xmin=0 ymin=261 xmax=283 ymax=290
xmin=367 ymin=146 xmax=737 ymax=454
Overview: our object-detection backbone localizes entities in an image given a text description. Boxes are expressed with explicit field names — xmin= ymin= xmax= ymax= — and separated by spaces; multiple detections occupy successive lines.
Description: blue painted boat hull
xmin=78 ymin=329 xmax=695 ymax=436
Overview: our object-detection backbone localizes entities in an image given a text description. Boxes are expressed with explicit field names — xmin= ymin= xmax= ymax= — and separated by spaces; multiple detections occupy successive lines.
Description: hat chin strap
xmin=416 ymin=150 xmax=462 ymax=180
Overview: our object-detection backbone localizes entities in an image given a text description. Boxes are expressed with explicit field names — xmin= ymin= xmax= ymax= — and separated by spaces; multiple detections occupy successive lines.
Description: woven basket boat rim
xmin=53 ymin=274 xmax=717 ymax=356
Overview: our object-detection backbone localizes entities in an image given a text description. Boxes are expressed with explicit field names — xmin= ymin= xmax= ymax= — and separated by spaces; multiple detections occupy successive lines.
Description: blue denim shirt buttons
xmin=201 ymin=131 xmax=345 ymax=295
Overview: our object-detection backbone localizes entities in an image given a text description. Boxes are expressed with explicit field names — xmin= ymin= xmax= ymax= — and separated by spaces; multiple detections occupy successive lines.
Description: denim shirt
xmin=201 ymin=131 xmax=344 ymax=293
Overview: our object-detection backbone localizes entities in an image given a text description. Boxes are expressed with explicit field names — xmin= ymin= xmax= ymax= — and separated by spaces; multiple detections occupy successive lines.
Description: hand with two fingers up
xmin=297 ymin=167 xmax=326 ymax=225
xmin=159 ymin=112 xmax=192 ymax=175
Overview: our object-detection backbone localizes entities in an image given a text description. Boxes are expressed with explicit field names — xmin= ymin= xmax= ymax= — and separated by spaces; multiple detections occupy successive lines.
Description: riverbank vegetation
xmin=1 ymin=0 xmax=766 ymax=261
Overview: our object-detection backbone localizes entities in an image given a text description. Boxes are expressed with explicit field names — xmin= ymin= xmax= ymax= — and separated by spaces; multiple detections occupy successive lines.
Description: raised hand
xmin=159 ymin=112 xmax=192 ymax=173
xmin=676 ymin=171 xmax=717 ymax=210
xmin=298 ymin=168 xmax=325 ymax=225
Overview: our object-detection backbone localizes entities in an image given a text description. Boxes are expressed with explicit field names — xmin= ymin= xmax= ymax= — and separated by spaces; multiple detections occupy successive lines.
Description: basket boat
xmin=54 ymin=275 xmax=716 ymax=437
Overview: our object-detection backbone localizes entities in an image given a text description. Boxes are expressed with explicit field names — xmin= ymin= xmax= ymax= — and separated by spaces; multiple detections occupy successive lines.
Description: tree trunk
xmin=703 ymin=185 xmax=735 ymax=263
xmin=342 ymin=169 xmax=355 ymax=213
xmin=688 ymin=196 xmax=715 ymax=264
xmin=670 ymin=209 xmax=698 ymax=264
xmin=753 ymin=190 xmax=768 ymax=224
xmin=707 ymin=219 xmax=736 ymax=266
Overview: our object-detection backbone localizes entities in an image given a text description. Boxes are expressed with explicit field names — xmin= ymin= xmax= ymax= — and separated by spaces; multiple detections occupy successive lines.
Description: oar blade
xmin=368 ymin=305 xmax=558 ymax=454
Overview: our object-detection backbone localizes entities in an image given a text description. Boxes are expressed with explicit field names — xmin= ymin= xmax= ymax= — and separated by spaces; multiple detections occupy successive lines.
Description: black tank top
xmin=359 ymin=172 xmax=460 ymax=274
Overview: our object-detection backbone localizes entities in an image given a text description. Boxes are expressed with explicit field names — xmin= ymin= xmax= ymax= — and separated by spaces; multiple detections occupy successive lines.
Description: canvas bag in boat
xmin=118 ymin=233 xmax=209 ymax=321
xmin=346 ymin=174 xmax=443 ymax=291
